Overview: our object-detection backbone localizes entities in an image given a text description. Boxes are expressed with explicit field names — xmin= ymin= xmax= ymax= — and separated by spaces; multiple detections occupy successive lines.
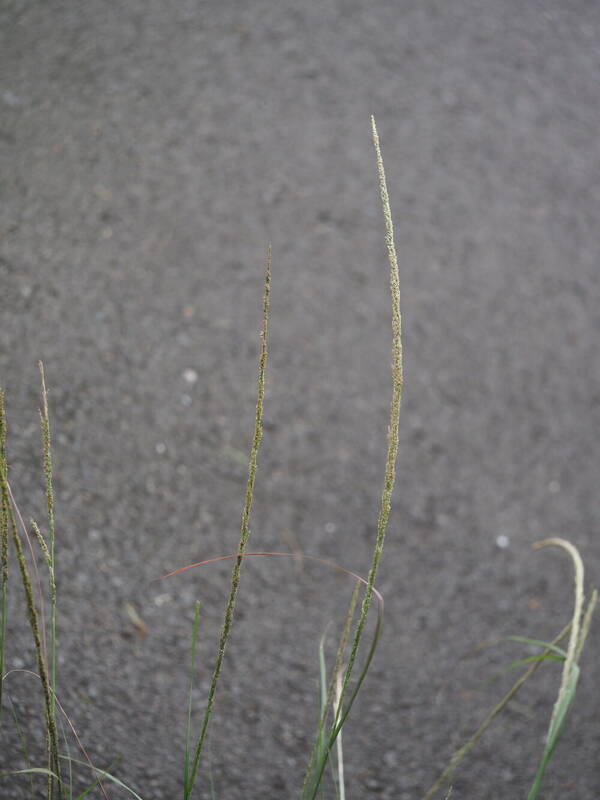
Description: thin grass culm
xmin=183 ymin=244 xmax=271 ymax=799
xmin=184 ymin=601 xmax=202 ymax=793
xmin=302 ymin=115 xmax=403 ymax=799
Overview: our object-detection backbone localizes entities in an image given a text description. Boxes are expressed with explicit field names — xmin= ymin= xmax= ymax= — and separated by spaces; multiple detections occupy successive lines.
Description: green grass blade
xmin=506 ymin=636 xmax=568 ymax=659
xmin=574 ymin=589 xmax=597 ymax=664
xmin=319 ymin=631 xmax=328 ymax=716
xmin=316 ymin=629 xmax=329 ymax=778
xmin=74 ymin=761 xmax=119 ymax=800
xmin=304 ymin=582 xmax=384 ymax=799
xmin=302 ymin=581 xmax=361 ymax=796
xmin=527 ymin=666 xmax=579 ymax=800
xmin=503 ymin=654 xmax=564 ymax=671
xmin=59 ymin=757 xmax=145 ymax=800
xmin=317 ymin=630 xmax=340 ymax=800
xmin=333 ymin=670 xmax=345 ymax=800
xmin=527 ymin=539 xmax=596 ymax=800
xmin=0 ymin=767 xmax=61 ymax=780
xmin=421 ymin=623 xmax=571 ymax=800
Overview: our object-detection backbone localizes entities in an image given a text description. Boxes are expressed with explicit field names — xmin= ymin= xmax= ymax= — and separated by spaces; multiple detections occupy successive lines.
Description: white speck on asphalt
xmin=155 ymin=442 xmax=166 ymax=455
xmin=496 ymin=534 xmax=510 ymax=549
xmin=154 ymin=593 xmax=172 ymax=606
xmin=183 ymin=368 xmax=198 ymax=384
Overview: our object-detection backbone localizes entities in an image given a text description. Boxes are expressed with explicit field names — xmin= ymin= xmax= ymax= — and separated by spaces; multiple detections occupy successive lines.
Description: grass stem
xmin=184 ymin=245 xmax=271 ymax=798
xmin=305 ymin=114 xmax=403 ymax=799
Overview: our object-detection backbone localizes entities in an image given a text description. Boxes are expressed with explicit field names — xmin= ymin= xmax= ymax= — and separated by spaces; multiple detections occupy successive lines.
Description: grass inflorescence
xmin=0 ymin=120 xmax=596 ymax=799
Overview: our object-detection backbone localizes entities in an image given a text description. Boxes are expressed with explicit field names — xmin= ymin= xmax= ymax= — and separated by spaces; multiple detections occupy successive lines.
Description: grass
xmin=0 ymin=118 xmax=597 ymax=798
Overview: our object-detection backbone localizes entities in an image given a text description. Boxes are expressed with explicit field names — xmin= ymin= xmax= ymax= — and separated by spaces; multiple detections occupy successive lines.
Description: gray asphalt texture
xmin=1 ymin=2 xmax=599 ymax=798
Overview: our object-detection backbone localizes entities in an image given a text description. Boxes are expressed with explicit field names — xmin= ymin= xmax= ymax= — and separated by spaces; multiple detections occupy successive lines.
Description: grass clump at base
xmin=0 ymin=119 xmax=597 ymax=799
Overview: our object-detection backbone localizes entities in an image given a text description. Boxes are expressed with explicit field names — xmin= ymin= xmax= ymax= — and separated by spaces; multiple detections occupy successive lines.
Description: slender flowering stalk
xmin=304 ymin=115 xmax=403 ymax=798
xmin=0 ymin=477 xmax=61 ymax=795
xmin=39 ymin=364 xmax=57 ymax=701
xmin=39 ymin=363 xmax=60 ymax=800
xmin=184 ymin=245 xmax=271 ymax=799
xmin=340 ymin=115 xmax=402 ymax=701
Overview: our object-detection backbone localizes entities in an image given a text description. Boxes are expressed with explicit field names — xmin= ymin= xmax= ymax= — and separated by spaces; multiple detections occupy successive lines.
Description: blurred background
xmin=1 ymin=1 xmax=599 ymax=797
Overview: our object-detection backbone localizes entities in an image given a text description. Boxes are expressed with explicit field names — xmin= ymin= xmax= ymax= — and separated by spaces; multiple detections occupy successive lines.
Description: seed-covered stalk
xmin=307 ymin=117 xmax=403 ymax=798
xmin=184 ymin=245 xmax=271 ymax=798
xmin=341 ymin=116 xmax=402 ymax=699
xmin=39 ymin=363 xmax=57 ymax=703
xmin=0 ymin=477 xmax=61 ymax=795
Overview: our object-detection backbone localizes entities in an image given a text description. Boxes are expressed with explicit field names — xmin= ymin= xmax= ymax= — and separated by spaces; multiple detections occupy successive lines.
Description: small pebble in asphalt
xmin=183 ymin=368 xmax=198 ymax=384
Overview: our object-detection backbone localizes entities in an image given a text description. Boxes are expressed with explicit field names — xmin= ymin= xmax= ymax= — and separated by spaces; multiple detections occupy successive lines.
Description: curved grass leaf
xmin=60 ymin=757 xmax=145 ymax=800
xmin=527 ymin=540 xmax=597 ymax=800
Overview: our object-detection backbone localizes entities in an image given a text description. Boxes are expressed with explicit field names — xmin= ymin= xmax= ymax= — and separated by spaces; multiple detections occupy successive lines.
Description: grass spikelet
xmin=31 ymin=520 xmax=51 ymax=569
xmin=184 ymin=244 xmax=271 ymax=798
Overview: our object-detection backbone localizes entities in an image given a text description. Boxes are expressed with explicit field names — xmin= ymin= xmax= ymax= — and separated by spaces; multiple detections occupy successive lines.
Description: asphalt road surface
xmin=1 ymin=2 xmax=599 ymax=798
